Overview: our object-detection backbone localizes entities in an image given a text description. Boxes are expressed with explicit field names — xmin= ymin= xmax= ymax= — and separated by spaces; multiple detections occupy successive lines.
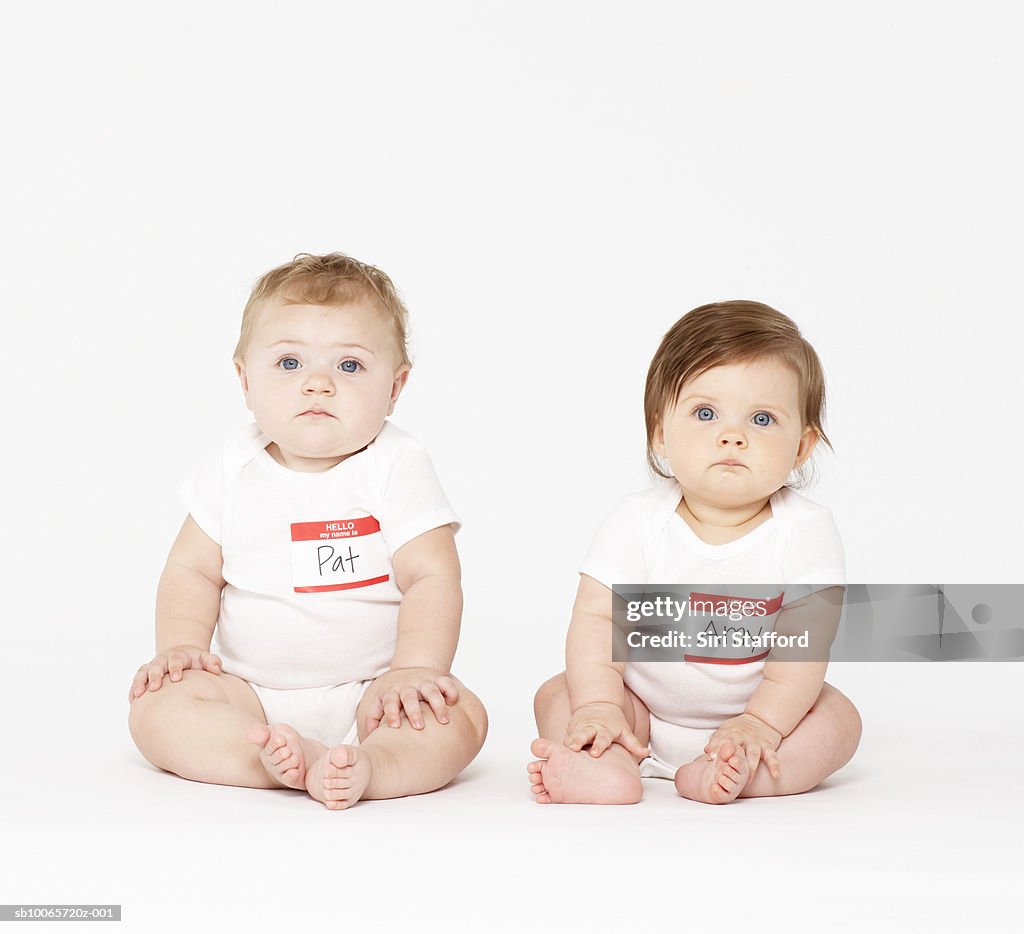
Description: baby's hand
xmin=705 ymin=713 xmax=782 ymax=779
xmin=565 ymin=702 xmax=649 ymax=759
xmin=128 ymin=645 xmax=223 ymax=702
xmin=364 ymin=667 xmax=460 ymax=734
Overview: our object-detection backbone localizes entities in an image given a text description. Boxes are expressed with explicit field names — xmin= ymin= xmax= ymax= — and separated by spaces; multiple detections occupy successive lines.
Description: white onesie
xmin=179 ymin=420 xmax=460 ymax=744
xmin=580 ymin=479 xmax=845 ymax=775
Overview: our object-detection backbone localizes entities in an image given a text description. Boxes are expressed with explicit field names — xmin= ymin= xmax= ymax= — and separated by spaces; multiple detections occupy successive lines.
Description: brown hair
xmin=644 ymin=300 xmax=832 ymax=483
xmin=233 ymin=252 xmax=411 ymax=366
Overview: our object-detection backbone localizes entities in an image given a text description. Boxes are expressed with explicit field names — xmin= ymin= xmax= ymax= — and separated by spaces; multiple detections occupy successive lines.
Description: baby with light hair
xmin=129 ymin=252 xmax=487 ymax=809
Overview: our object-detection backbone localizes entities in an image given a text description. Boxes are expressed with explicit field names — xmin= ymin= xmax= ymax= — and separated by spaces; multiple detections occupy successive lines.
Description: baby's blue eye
xmin=339 ymin=360 xmax=361 ymax=373
xmin=695 ymin=406 xmax=716 ymax=421
xmin=278 ymin=357 xmax=300 ymax=371
xmin=752 ymin=412 xmax=774 ymax=427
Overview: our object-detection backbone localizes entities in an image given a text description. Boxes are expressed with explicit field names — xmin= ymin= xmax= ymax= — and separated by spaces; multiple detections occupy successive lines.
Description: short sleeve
xmin=579 ymin=495 xmax=649 ymax=589
xmin=782 ymin=507 xmax=846 ymax=605
xmin=178 ymin=448 xmax=226 ymax=544
xmin=377 ymin=439 xmax=460 ymax=555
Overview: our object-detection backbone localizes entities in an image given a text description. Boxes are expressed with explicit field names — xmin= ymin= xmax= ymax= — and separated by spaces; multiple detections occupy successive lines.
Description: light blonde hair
xmin=233 ymin=252 xmax=411 ymax=366
xmin=644 ymin=300 xmax=832 ymax=485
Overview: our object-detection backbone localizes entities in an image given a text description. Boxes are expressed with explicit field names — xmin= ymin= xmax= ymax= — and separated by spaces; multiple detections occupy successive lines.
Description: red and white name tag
xmin=290 ymin=516 xmax=389 ymax=593
xmin=684 ymin=590 xmax=785 ymax=665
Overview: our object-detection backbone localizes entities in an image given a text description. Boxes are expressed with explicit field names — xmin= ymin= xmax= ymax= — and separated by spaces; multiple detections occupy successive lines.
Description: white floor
xmin=3 ymin=656 xmax=1022 ymax=934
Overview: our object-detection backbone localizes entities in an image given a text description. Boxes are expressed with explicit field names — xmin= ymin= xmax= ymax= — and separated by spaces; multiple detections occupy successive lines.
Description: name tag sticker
xmin=684 ymin=590 xmax=784 ymax=664
xmin=290 ymin=517 xmax=390 ymax=593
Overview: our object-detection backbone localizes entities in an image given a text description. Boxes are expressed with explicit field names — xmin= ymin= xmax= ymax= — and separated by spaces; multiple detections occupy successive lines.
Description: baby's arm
xmin=128 ymin=515 xmax=225 ymax=700
xmin=363 ymin=524 xmax=462 ymax=732
xmin=563 ymin=574 xmax=649 ymax=758
xmin=706 ymin=586 xmax=845 ymax=776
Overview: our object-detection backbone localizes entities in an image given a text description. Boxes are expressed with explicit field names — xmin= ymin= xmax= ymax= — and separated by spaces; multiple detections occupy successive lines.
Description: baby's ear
xmin=651 ymin=420 xmax=666 ymax=458
xmin=234 ymin=360 xmax=252 ymax=409
xmin=794 ymin=425 xmax=819 ymax=467
xmin=387 ymin=365 xmax=411 ymax=416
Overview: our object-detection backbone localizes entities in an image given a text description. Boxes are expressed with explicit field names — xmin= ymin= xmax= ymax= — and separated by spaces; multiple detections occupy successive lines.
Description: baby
xmin=129 ymin=252 xmax=487 ymax=810
xmin=528 ymin=301 xmax=861 ymax=804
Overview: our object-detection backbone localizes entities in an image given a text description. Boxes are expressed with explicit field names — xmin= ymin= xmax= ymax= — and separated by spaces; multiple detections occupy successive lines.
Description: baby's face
xmin=236 ymin=299 xmax=409 ymax=472
xmin=653 ymin=357 xmax=817 ymax=509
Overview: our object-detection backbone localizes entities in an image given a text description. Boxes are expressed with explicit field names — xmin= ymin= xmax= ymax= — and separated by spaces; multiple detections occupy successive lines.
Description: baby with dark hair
xmin=529 ymin=301 xmax=861 ymax=804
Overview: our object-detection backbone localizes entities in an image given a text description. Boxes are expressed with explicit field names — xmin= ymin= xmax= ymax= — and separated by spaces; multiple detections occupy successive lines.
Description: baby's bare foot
xmin=305 ymin=744 xmax=372 ymax=811
xmin=247 ymin=722 xmax=322 ymax=790
xmin=673 ymin=740 xmax=750 ymax=804
xmin=527 ymin=738 xmax=643 ymax=804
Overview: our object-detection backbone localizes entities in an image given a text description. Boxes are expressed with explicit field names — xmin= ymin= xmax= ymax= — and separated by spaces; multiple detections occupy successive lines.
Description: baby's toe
xmin=326 ymin=745 xmax=356 ymax=773
xmin=272 ymin=733 xmax=296 ymax=753
xmin=246 ymin=723 xmax=271 ymax=746
xmin=718 ymin=770 xmax=740 ymax=791
xmin=713 ymin=740 xmax=737 ymax=761
xmin=323 ymin=785 xmax=356 ymax=808
xmin=530 ymin=738 xmax=555 ymax=760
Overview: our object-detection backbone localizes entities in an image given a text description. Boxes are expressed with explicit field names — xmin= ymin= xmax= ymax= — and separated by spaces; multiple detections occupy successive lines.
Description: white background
xmin=1 ymin=2 xmax=1022 ymax=932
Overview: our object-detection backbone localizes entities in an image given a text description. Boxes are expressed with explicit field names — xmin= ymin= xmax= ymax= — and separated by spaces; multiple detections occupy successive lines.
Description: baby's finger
xmin=145 ymin=660 xmax=168 ymax=692
xmin=763 ymin=747 xmax=781 ymax=779
xmin=364 ymin=697 xmax=385 ymax=736
xmin=200 ymin=652 xmax=223 ymax=675
xmin=400 ymin=687 xmax=424 ymax=729
xmin=619 ymin=728 xmax=650 ymax=760
xmin=381 ymin=690 xmax=403 ymax=728
xmin=589 ymin=730 xmax=612 ymax=756
xmin=565 ymin=726 xmax=596 ymax=752
xmin=436 ymin=676 xmax=460 ymax=705
xmin=420 ymin=682 xmax=450 ymax=724
xmin=166 ymin=650 xmax=187 ymax=683
xmin=704 ymin=732 xmax=726 ymax=757
xmin=745 ymin=743 xmax=763 ymax=776
xmin=129 ymin=668 xmax=148 ymax=700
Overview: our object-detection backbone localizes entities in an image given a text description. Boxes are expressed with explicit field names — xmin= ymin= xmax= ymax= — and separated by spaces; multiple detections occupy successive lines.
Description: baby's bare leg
xmin=737 ymin=682 xmax=862 ymax=798
xmin=128 ymin=668 xmax=283 ymax=789
xmin=527 ymin=672 xmax=650 ymax=804
xmin=302 ymin=676 xmax=488 ymax=810
xmin=361 ymin=678 xmax=488 ymax=798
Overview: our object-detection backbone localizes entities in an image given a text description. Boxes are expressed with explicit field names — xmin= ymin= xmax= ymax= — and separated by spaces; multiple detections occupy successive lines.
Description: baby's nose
xmin=303 ymin=373 xmax=335 ymax=393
